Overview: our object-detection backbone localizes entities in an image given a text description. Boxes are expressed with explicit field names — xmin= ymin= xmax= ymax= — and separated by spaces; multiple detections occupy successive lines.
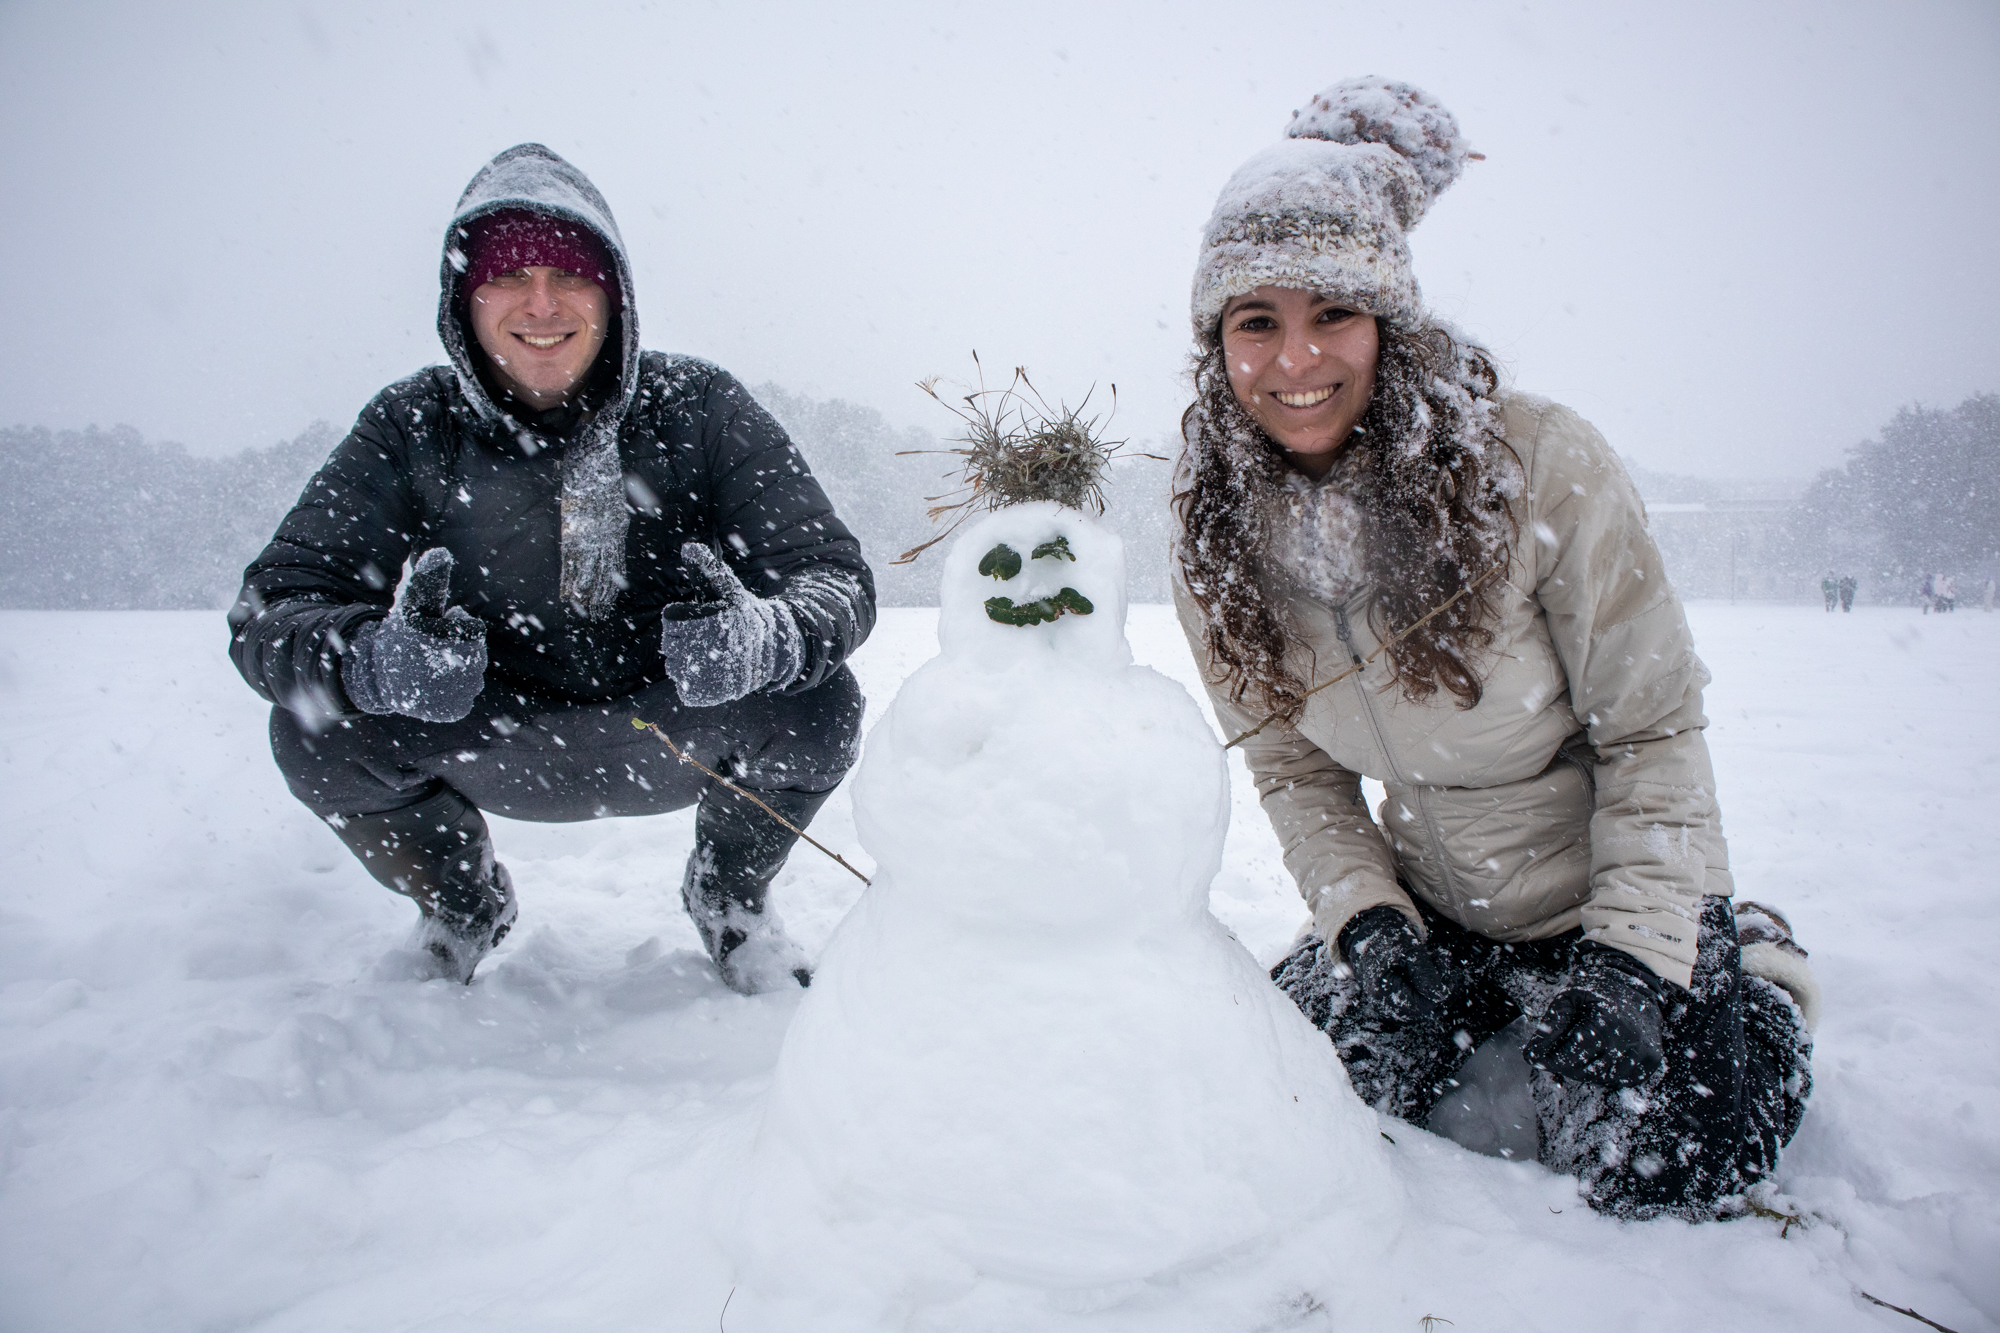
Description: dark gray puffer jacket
xmin=229 ymin=144 xmax=874 ymax=716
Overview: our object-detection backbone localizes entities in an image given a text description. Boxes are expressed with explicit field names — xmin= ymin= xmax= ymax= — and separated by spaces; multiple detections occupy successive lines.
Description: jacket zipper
xmin=1331 ymin=605 xmax=1364 ymax=666
xmin=1332 ymin=598 xmax=1398 ymax=781
xmin=1333 ymin=594 xmax=1466 ymax=908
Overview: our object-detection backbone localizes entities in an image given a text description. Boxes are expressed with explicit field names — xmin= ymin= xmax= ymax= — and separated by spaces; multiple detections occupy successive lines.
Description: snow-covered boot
xmin=1734 ymin=900 xmax=1822 ymax=1033
xmin=684 ymin=889 xmax=813 ymax=995
xmin=1733 ymin=900 xmax=1817 ymax=1148
xmin=412 ymin=862 xmax=518 ymax=985
xmin=327 ymin=788 xmax=516 ymax=984
xmin=681 ymin=782 xmax=833 ymax=994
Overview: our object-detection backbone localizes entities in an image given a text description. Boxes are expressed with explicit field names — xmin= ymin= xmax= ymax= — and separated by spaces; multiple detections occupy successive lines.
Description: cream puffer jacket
xmin=1174 ymin=394 xmax=1729 ymax=989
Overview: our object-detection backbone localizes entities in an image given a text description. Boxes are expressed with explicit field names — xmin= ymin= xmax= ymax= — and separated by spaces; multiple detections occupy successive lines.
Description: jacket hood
xmin=436 ymin=144 xmax=641 ymax=620
xmin=438 ymin=143 xmax=641 ymax=435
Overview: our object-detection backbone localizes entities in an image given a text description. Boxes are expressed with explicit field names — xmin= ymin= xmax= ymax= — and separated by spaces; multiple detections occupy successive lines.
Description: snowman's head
xmin=936 ymin=502 xmax=1129 ymax=671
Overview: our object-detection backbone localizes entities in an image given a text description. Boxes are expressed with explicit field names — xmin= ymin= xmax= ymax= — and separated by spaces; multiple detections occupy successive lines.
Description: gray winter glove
xmin=341 ymin=547 xmax=488 ymax=723
xmin=1525 ymin=940 xmax=1675 ymax=1089
xmin=660 ymin=542 xmax=804 ymax=708
xmin=1338 ymin=905 xmax=1454 ymax=1028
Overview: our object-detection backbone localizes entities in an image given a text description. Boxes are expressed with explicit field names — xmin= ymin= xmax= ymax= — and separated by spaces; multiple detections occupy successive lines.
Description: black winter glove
xmin=1337 ymin=905 xmax=1454 ymax=1028
xmin=1525 ymin=940 xmax=1676 ymax=1089
xmin=340 ymin=548 xmax=488 ymax=723
xmin=660 ymin=543 xmax=804 ymax=708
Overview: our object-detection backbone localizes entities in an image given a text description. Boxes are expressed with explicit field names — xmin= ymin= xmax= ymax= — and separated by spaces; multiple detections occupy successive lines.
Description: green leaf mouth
xmin=984 ymin=587 xmax=1095 ymax=626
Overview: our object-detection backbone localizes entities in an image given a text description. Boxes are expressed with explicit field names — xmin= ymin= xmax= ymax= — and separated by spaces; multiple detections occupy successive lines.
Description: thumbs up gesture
xmin=659 ymin=543 xmax=803 ymax=708
xmin=340 ymin=548 xmax=489 ymax=723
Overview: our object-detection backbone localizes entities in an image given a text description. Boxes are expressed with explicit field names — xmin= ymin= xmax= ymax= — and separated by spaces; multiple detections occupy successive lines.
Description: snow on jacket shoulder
xmin=1174 ymin=393 xmax=1729 ymax=988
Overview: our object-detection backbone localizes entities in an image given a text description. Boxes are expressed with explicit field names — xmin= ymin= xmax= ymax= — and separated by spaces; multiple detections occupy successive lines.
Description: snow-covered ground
xmin=1 ymin=603 xmax=1994 ymax=1331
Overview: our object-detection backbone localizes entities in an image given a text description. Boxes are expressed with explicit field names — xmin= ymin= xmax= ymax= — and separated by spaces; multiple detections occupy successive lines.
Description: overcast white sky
xmin=2 ymin=0 xmax=1995 ymax=478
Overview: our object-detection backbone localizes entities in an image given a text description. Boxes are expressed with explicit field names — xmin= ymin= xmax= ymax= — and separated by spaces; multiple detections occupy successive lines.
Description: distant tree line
xmin=0 ymin=422 xmax=337 ymax=610
xmin=1777 ymin=393 xmax=1999 ymax=602
xmin=0 ymin=388 xmax=1177 ymax=612
xmin=1602 ymin=394 xmax=1997 ymax=605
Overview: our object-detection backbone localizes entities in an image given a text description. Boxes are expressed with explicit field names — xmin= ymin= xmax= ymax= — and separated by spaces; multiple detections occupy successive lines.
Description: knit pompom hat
xmin=1190 ymin=78 xmax=1478 ymax=339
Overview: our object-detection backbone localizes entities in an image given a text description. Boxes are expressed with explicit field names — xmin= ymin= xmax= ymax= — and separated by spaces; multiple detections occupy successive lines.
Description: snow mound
xmin=724 ymin=504 xmax=1401 ymax=1325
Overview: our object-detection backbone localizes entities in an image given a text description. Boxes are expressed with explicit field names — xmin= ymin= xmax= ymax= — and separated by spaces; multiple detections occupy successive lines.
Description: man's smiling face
xmin=468 ymin=265 xmax=610 ymax=411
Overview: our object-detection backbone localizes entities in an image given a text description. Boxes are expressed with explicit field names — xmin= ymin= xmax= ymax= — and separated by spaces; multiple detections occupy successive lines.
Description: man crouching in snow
xmin=227 ymin=144 xmax=872 ymax=991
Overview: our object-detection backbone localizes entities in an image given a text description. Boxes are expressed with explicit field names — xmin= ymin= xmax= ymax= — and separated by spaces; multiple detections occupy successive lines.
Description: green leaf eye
xmin=1030 ymin=536 xmax=1075 ymax=562
xmin=978 ymin=544 xmax=1022 ymax=580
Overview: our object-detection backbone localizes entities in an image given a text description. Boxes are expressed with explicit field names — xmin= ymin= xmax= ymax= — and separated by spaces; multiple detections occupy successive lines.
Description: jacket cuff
xmin=1580 ymin=909 xmax=1697 ymax=990
xmin=253 ymin=600 xmax=386 ymax=726
xmin=765 ymin=598 xmax=806 ymax=692
xmin=1307 ymin=871 xmax=1424 ymax=950
xmin=336 ymin=617 xmax=394 ymax=716
xmin=1574 ymin=937 xmax=1682 ymax=1000
xmin=771 ymin=564 xmax=869 ymax=694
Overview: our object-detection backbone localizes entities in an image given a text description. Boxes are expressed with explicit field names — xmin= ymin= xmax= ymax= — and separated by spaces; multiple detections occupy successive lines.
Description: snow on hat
xmin=459 ymin=207 xmax=619 ymax=301
xmin=1190 ymin=78 xmax=1478 ymax=338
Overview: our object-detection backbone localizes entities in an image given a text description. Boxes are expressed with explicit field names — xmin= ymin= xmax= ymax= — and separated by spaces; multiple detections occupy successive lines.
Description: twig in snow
xmin=1858 ymin=1290 xmax=1962 ymax=1333
xmin=1748 ymin=1198 xmax=1804 ymax=1237
xmin=719 ymin=1285 xmax=735 ymax=1331
xmin=632 ymin=718 xmax=871 ymax=886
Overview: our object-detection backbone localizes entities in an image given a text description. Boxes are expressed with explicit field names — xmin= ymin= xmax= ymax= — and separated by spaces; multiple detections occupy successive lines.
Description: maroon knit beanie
xmin=460 ymin=208 xmax=618 ymax=302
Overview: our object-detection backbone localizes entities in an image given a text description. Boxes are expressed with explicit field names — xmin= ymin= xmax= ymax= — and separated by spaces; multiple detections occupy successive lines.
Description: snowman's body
xmin=730 ymin=503 xmax=1398 ymax=1317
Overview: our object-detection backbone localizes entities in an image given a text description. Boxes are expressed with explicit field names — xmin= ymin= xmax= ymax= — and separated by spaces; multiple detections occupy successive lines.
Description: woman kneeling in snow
xmin=1171 ymin=79 xmax=1818 ymax=1221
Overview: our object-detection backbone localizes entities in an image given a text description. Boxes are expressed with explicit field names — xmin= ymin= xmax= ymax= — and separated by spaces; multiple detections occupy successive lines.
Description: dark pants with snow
xmin=270 ymin=668 xmax=864 ymax=929
xmin=1273 ymin=895 xmax=1811 ymax=1220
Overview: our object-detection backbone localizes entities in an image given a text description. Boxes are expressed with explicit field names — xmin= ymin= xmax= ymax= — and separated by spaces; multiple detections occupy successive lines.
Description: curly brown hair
xmin=1173 ymin=317 xmax=1519 ymax=719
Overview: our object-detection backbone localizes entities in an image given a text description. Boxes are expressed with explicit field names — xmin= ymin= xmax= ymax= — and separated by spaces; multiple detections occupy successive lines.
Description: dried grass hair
xmin=1173 ymin=316 xmax=1519 ymax=720
xmin=896 ymin=355 xmax=1150 ymax=563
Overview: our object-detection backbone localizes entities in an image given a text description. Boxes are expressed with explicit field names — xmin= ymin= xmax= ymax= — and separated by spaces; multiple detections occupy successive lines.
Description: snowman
xmin=724 ymin=501 xmax=1401 ymax=1326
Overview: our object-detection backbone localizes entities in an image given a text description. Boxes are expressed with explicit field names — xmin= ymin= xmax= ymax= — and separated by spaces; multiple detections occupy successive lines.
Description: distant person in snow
xmin=1822 ymin=571 xmax=1838 ymax=611
xmin=1984 ymin=577 xmax=1995 ymax=612
xmin=1172 ymin=80 xmax=1820 ymax=1221
xmin=228 ymin=145 xmax=873 ymax=991
xmin=1838 ymin=574 xmax=1857 ymax=612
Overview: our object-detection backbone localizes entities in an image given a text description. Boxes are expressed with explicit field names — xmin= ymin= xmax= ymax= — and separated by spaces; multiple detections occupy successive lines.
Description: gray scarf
xmin=556 ymin=414 xmax=629 ymax=618
xmin=1263 ymin=447 xmax=1370 ymax=608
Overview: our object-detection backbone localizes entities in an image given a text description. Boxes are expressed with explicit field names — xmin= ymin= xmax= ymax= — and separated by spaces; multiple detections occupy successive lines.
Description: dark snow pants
xmin=270 ymin=667 xmax=864 ymax=925
xmin=1272 ymin=895 xmax=1812 ymax=1220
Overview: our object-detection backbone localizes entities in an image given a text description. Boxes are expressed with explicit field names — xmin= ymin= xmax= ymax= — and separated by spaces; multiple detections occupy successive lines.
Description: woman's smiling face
xmin=1220 ymin=286 xmax=1379 ymax=479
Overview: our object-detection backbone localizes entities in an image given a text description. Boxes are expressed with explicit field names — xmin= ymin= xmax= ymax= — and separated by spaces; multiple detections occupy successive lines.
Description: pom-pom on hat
xmin=1190 ymin=78 xmax=1478 ymax=339
xmin=458 ymin=207 xmax=619 ymax=303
